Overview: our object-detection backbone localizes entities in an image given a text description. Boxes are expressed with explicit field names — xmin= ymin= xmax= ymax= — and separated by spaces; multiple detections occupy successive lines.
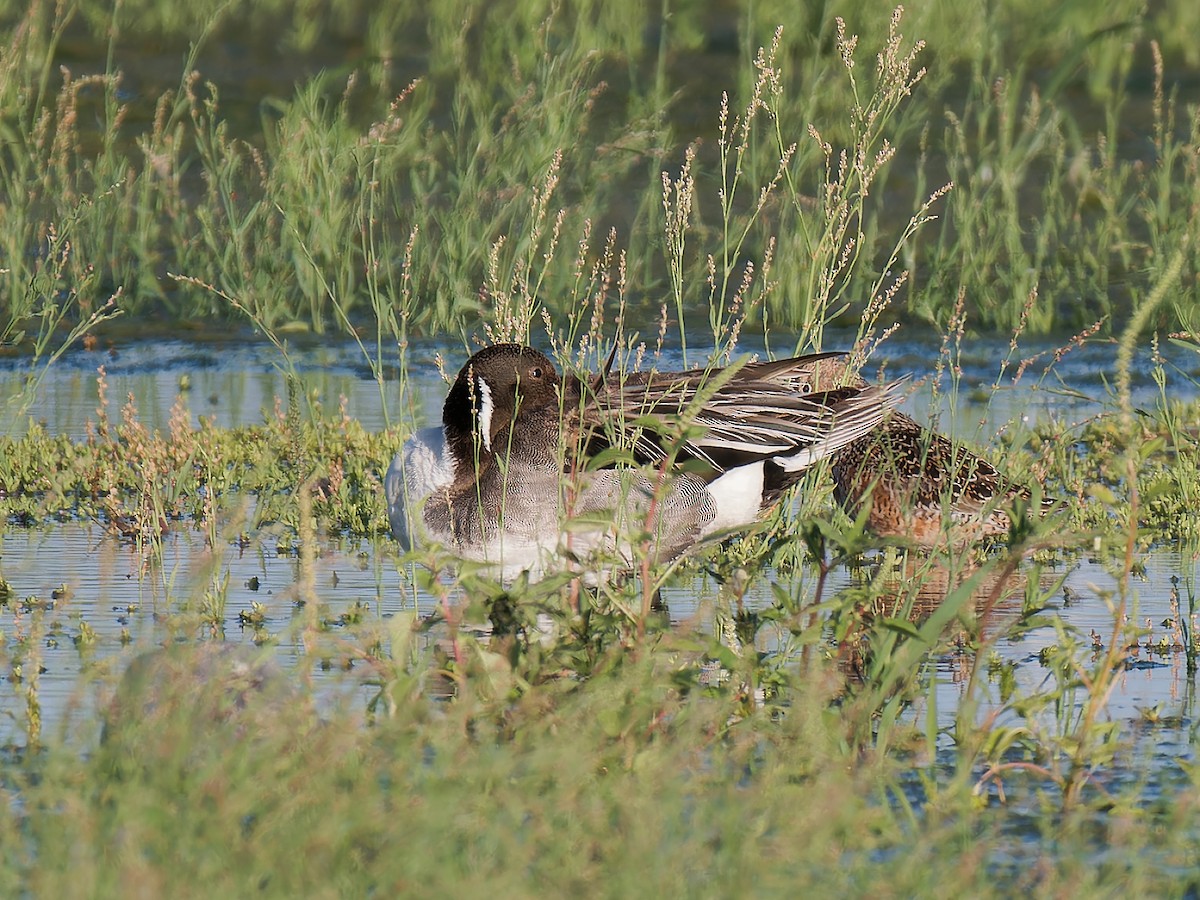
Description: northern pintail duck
xmin=831 ymin=411 xmax=1054 ymax=545
xmin=385 ymin=344 xmax=901 ymax=579
xmin=818 ymin=359 xmax=1054 ymax=545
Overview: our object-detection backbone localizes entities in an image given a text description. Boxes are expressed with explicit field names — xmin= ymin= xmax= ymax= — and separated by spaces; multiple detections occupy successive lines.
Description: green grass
xmin=3 ymin=1 xmax=1200 ymax=894
xmin=0 ymin=343 xmax=1198 ymax=891
xmin=1 ymin=0 xmax=1198 ymax=344
xmin=0 ymin=317 xmax=1194 ymax=891
xmin=0 ymin=601 xmax=1197 ymax=896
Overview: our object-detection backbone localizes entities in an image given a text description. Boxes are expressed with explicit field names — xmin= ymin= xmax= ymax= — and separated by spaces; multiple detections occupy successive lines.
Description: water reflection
xmin=0 ymin=522 xmax=410 ymax=745
xmin=920 ymin=546 xmax=1200 ymax=734
xmin=2 ymin=518 xmax=1199 ymax=748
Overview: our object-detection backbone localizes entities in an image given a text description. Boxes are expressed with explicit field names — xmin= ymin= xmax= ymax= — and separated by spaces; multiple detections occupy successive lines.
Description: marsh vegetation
xmin=3 ymin=0 xmax=1200 ymax=894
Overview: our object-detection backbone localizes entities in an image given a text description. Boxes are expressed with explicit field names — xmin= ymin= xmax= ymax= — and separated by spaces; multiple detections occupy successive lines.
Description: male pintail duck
xmin=385 ymin=344 xmax=902 ymax=579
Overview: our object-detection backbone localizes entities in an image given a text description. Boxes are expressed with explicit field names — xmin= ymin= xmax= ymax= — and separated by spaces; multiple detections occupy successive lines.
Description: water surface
xmin=2 ymin=334 xmax=1198 ymax=750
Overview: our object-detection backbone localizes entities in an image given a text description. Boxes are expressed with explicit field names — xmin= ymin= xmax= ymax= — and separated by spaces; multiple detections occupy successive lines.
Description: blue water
xmin=4 ymin=329 xmax=1196 ymax=439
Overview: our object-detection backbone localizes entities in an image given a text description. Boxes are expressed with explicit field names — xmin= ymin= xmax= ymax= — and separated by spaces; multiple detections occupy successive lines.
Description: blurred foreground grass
xmin=1 ymin=628 xmax=1198 ymax=896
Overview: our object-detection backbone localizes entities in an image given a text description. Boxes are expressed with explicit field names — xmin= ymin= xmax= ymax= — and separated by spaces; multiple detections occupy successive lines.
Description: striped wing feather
xmin=577 ymin=353 xmax=901 ymax=473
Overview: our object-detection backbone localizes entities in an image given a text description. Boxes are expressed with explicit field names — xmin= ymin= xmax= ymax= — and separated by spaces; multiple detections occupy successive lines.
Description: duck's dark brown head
xmin=442 ymin=344 xmax=561 ymax=467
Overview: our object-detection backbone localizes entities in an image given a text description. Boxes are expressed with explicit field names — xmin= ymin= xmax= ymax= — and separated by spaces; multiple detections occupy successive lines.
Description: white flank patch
xmin=701 ymin=461 xmax=765 ymax=537
xmin=483 ymin=537 xmax=561 ymax=584
xmin=384 ymin=425 xmax=455 ymax=550
xmin=476 ymin=376 xmax=495 ymax=452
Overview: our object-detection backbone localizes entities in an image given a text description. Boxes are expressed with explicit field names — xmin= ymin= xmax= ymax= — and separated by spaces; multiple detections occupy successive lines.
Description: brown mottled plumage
xmin=798 ymin=357 xmax=1053 ymax=546
xmin=830 ymin=411 xmax=1050 ymax=545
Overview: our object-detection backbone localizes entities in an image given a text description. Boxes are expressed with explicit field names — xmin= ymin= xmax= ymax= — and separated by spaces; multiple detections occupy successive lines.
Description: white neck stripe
xmin=476 ymin=377 xmax=495 ymax=452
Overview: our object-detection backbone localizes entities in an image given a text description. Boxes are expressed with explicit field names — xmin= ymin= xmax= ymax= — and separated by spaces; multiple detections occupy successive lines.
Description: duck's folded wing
xmin=581 ymin=360 xmax=904 ymax=473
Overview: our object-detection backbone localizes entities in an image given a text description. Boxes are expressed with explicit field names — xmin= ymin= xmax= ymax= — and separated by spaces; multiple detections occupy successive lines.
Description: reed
xmin=1 ymin=0 xmax=1197 ymax=339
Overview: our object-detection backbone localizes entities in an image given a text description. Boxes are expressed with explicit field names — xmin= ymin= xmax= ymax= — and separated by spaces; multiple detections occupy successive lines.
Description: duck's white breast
xmin=384 ymin=425 xmax=455 ymax=550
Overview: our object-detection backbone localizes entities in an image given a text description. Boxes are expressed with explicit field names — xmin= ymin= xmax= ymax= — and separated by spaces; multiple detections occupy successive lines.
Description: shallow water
xmin=4 ymin=518 xmax=1197 ymax=748
xmin=0 ymin=522 xmax=405 ymax=742
xmin=4 ymin=329 xmax=1198 ymax=438
xmin=2 ymin=334 xmax=1200 ymax=750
